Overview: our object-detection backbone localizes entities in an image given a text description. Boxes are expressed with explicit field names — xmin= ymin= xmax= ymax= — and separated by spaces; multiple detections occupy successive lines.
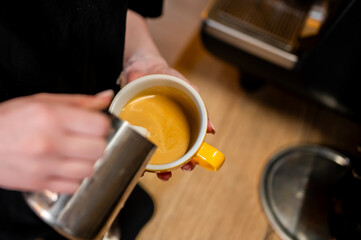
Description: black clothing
xmin=0 ymin=0 xmax=162 ymax=239
xmin=0 ymin=0 xmax=163 ymax=101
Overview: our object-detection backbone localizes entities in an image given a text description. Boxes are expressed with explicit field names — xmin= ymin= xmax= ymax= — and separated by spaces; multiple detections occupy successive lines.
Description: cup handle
xmin=192 ymin=143 xmax=225 ymax=171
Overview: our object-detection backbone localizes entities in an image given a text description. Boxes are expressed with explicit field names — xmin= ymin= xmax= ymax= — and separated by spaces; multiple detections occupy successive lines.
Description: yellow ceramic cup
xmin=109 ymin=74 xmax=225 ymax=172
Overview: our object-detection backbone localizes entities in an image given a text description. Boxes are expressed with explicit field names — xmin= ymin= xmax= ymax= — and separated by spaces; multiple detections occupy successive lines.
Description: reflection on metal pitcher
xmin=24 ymin=113 xmax=156 ymax=240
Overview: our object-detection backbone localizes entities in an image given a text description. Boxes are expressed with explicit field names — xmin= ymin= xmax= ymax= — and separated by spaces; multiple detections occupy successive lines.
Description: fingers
xmin=31 ymin=91 xmax=113 ymax=137
xmin=207 ymin=121 xmax=216 ymax=134
xmin=33 ymin=90 xmax=114 ymax=110
xmin=0 ymin=92 xmax=115 ymax=194
xmin=56 ymin=135 xmax=107 ymax=160
xmin=157 ymin=172 xmax=172 ymax=181
xmin=49 ymin=158 xmax=95 ymax=180
xmin=83 ymin=90 xmax=114 ymax=109
xmin=30 ymin=93 xmax=112 ymax=137
xmin=3 ymin=157 xmax=95 ymax=194
xmin=40 ymin=157 xmax=95 ymax=193
xmin=57 ymin=105 xmax=111 ymax=137
xmin=155 ymin=161 xmax=197 ymax=181
xmin=19 ymin=103 xmax=111 ymax=157
xmin=181 ymin=161 xmax=196 ymax=172
xmin=125 ymin=71 xmax=147 ymax=84
xmin=45 ymin=178 xmax=82 ymax=194
xmin=0 ymin=171 xmax=80 ymax=194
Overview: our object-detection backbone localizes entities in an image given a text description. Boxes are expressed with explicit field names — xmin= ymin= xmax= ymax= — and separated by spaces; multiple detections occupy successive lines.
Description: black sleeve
xmin=128 ymin=0 xmax=164 ymax=18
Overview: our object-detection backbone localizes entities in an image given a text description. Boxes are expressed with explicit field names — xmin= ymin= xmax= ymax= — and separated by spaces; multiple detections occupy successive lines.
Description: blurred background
xmin=136 ymin=0 xmax=361 ymax=239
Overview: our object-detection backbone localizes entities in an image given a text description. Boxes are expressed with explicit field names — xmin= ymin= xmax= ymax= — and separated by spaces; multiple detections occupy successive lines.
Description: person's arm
xmin=124 ymin=10 xmax=164 ymax=68
xmin=121 ymin=10 xmax=215 ymax=180
xmin=121 ymin=10 xmax=186 ymax=83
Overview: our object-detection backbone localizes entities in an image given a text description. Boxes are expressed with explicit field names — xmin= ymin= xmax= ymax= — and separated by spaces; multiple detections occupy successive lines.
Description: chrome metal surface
xmin=201 ymin=0 xmax=320 ymax=69
xmin=102 ymin=219 xmax=121 ymax=240
xmin=24 ymin=114 xmax=156 ymax=240
xmin=260 ymin=144 xmax=351 ymax=240
xmin=203 ymin=19 xmax=298 ymax=69
xmin=204 ymin=0 xmax=312 ymax=49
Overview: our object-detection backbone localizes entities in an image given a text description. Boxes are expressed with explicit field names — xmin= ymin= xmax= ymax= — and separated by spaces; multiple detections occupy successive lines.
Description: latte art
xmin=119 ymin=94 xmax=190 ymax=165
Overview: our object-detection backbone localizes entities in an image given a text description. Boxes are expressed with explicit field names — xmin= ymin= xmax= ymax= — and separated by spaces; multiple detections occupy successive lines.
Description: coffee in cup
xmin=109 ymin=74 xmax=225 ymax=172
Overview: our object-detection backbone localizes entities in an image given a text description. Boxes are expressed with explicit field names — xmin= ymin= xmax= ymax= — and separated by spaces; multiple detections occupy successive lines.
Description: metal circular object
xmin=260 ymin=144 xmax=351 ymax=240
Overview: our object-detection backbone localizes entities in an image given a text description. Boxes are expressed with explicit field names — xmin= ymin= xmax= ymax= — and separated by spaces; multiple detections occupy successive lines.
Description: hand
xmin=0 ymin=91 xmax=114 ymax=193
xmin=121 ymin=54 xmax=216 ymax=180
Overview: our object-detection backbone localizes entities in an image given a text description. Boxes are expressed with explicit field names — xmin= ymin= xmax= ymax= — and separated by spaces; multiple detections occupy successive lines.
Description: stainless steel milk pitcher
xmin=23 ymin=113 xmax=156 ymax=240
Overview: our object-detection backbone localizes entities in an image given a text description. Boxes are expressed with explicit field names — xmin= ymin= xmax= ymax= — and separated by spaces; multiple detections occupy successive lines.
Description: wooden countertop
xmin=135 ymin=1 xmax=361 ymax=239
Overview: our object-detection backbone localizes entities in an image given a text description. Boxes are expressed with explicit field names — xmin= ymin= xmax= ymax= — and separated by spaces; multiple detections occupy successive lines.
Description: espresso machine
xmin=201 ymin=0 xmax=360 ymax=121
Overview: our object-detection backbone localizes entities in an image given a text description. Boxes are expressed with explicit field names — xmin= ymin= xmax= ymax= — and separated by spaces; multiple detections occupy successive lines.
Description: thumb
xmin=126 ymin=71 xmax=147 ymax=85
xmin=33 ymin=90 xmax=114 ymax=110
xmin=81 ymin=89 xmax=114 ymax=110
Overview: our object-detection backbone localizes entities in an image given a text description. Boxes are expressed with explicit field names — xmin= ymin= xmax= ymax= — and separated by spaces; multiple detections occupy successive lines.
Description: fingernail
xmin=209 ymin=121 xmax=216 ymax=134
xmin=160 ymin=176 xmax=171 ymax=181
xmin=158 ymin=172 xmax=172 ymax=181
xmin=182 ymin=164 xmax=192 ymax=172
xmin=95 ymin=89 xmax=114 ymax=99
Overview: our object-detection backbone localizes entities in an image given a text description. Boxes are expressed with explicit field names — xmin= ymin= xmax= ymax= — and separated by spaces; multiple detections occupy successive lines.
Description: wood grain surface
xmin=135 ymin=1 xmax=361 ymax=239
